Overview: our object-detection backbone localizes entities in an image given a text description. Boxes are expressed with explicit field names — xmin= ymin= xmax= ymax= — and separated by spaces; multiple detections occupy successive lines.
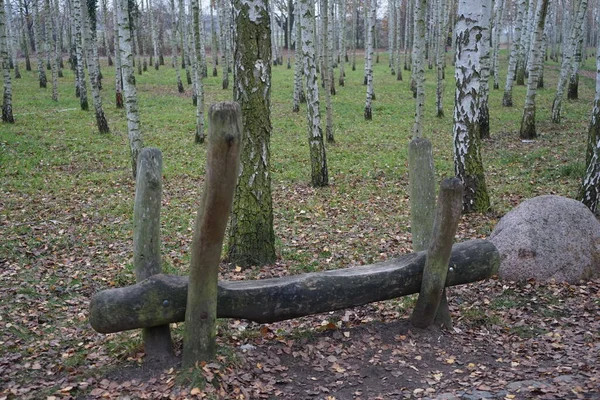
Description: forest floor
xmin=2 ymin=51 xmax=600 ymax=399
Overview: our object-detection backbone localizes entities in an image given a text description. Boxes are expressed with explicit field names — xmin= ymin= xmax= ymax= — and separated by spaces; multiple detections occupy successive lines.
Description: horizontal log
xmin=90 ymin=239 xmax=498 ymax=333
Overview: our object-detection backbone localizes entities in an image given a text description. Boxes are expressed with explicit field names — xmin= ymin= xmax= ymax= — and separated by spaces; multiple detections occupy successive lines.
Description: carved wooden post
xmin=182 ymin=102 xmax=242 ymax=367
xmin=408 ymin=137 xmax=436 ymax=252
xmin=411 ymin=177 xmax=463 ymax=329
xmin=134 ymin=147 xmax=173 ymax=361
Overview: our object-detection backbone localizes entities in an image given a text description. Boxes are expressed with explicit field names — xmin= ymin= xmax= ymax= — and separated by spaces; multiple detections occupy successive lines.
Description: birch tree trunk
xmin=33 ymin=0 xmax=47 ymax=88
xmin=219 ymin=0 xmax=230 ymax=89
xmin=179 ymin=0 xmax=192 ymax=84
xmin=351 ymin=0 xmax=356 ymax=71
xmin=395 ymin=2 xmax=402 ymax=81
xmin=210 ymin=0 xmax=218 ymax=77
xmin=364 ymin=0 xmax=375 ymax=120
xmin=46 ymin=0 xmax=58 ymax=101
xmin=1 ymin=0 xmax=15 ymax=123
xmin=567 ymin=31 xmax=584 ymax=100
xmin=321 ymin=0 xmax=335 ymax=139
xmin=579 ymin=22 xmax=600 ymax=212
xmin=453 ymin=0 xmax=491 ymax=213
xmin=170 ymin=0 xmax=184 ymax=93
xmin=552 ymin=0 xmax=588 ymax=123
xmin=73 ymin=0 xmax=88 ymax=109
xmin=491 ymin=0 xmax=504 ymax=90
xmin=113 ymin=0 xmax=124 ymax=108
xmin=101 ymin=0 xmax=112 ymax=65
xmin=228 ymin=0 xmax=277 ymax=267
xmin=5 ymin=0 xmax=20 ymax=79
xmin=516 ymin=0 xmax=533 ymax=86
xmin=519 ymin=0 xmax=550 ymax=140
xmin=117 ymin=0 xmax=143 ymax=178
xmin=412 ymin=0 xmax=427 ymax=137
xmin=388 ymin=0 xmax=396 ymax=75
xmin=85 ymin=0 xmax=110 ymax=133
xmin=502 ymin=0 xmax=526 ymax=106
xmin=148 ymin=0 xmax=159 ymax=70
xmin=338 ymin=0 xmax=346 ymax=86
xmin=292 ymin=0 xmax=305 ymax=112
xmin=435 ymin=0 xmax=445 ymax=117
xmin=478 ymin=0 xmax=492 ymax=139
xmin=191 ymin=0 xmax=205 ymax=143
xmin=299 ymin=0 xmax=328 ymax=187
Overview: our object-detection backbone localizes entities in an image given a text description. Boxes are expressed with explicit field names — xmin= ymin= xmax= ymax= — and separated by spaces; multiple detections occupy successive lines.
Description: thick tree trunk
xmin=90 ymin=239 xmax=500 ymax=333
xmin=411 ymin=178 xmax=463 ymax=329
xmin=183 ymin=103 xmax=242 ymax=366
xmin=117 ymin=0 xmax=143 ymax=178
xmin=299 ymin=0 xmax=328 ymax=187
xmin=453 ymin=0 xmax=491 ymax=213
xmin=519 ymin=0 xmax=550 ymax=140
xmin=228 ymin=0 xmax=277 ymax=267
xmin=1 ymin=0 xmax=15 ymax=123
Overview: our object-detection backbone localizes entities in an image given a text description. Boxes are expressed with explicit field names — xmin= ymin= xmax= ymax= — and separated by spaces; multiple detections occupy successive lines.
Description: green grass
xmin=1 ymin=49 xmax=598 ymax=393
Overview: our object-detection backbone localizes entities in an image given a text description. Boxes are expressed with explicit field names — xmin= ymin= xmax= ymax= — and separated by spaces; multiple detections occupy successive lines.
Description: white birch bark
xmin=33 ymin=0 xmax=47 ymax=88
xmin=579 ymin=22 xmax=600 ymax=212
xmin=101 ymin=0 xmax=112 ymax=65
xmin=519 ymin=0 xmax=549 ymax=140
xmin=453 ymin=0 xmax=491 ymax=213
xmin=551 ymin=0 xmax=588 ymax=123
xmin=169 ymin=0 xmax=184 ymax=92
xmin=435 ymin=0 xmax=445 ymax=117
xmin=478 ymin=0 xmax=492 ymax=138
xmin=502 ymin=0 xmax=526 ymax=106
xmin=412 ymin=0 xmax=426 ymax=137
xmin=117 ymin=0 xmax=143 ymax=178
xmin=351 ymin=0 xmax=356 ymax=70
xmin=491 ymin=0 xmax=504 ymax=90
xmin=300 ymin=0 xmax=328 ymax=187
xmin=364 ymin=0 xmax=375 ymax=120
xmin=516 ymin=0 xmax=534 ymax=85
xmin=113 ymin=0 xmax=123 ymax=108
xmin=179 ymin=0 xmax=191 ymax=84
xmin=395 ymin=1 xmax=402 ymax=80
xmin=388 ymin=0 xmax=395 ymax=73
xmin=567 ymin=23 xmax=584 ymax=100
xmin=5 ymin=0 xmax=20 ymax=79
xmin=1 ymin=0 xmax=14 ymax=123
xmin=198 ymin=0 xmax=207 ymax=77
xmin=404 ymin=0 xmax=412 ymax=71
xmin=149 ymin=0 xmax=159 ymax=70
xmin=73 ymin=0 xmax=88 ymax=110
xmin=292 ymin=0 xmax=305 ymax=112
xmin=321 ymin=0 xmax=334 ymax=140
xmin=338 ymin=0 xmax=346 ymax=86
xmin=46 ymin=0 xmax=58 ymax=101
xmin=219 ymin=0 xmax=230 ymax=89
xmin=85 ymin=0 xmax=109 ymax=133
xmin=191 ymin=0 xmax=205 ymax=142
xmin=210 ymin=1 xmax=218 ymax=77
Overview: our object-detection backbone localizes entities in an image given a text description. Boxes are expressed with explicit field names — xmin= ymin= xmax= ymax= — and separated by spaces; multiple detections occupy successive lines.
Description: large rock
xmin=489 ymin=195 xmax=600 ymax=283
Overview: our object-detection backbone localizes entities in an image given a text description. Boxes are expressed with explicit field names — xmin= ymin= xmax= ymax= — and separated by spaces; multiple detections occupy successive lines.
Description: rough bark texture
xmin=519 ymin=0 xmax=549 ymax=140
xmin=228 ymin=0 xmax=277 ymax=267
xmin=118 ymin=0 xmax=143 ymax=178
xmin=411 ymin=178 xmax=463 ymax=329
xmin=477 ymin=2 xmax=492 ymax=139
xmin=33 ymin=0 xmax=47 ymax=88
xmin=170 ymin=0 xmax=184 ymax=93
xmin=133 ymin=148 xmax=173 ymax=362
xmin=1 ymin=0 xmax=14 ymax=123
xmin=47 ymin=0 xmax=58 ymax=101
xmin=191 ymin=0 xmax=205 ymax=143
xmin=321 ymin=0 xmax=334 ymax=140
xmin=435 ymin=0 xmax=446 ymax=117
xmin=579 ymin=33 xmax=600 ymax=212
xmin=113 ymin=0 xmax=124 ymax=108
xmin=502 ymin=0 xmax=526 ymax=107
xmin=299 ymin=0 xmax=328 ymax=187
xmin=90 ymin=239 xmax=500 ymax=333
xmin=408 ymin=138 xmax=436 ymax=252
xmin=183 ymin=102 xmax=242 ymax=367
xmin=453 ymin=0 xmax=491 ymax=213
xmin=491 ymin=0 xmax=504 ymax=90
xmin=292 ymin=0 xmax=303 ymax=113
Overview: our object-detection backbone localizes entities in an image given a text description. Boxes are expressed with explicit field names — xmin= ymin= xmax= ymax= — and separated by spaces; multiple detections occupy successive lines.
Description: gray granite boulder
xmin=489 ymin=195 xmax=600 ymax=283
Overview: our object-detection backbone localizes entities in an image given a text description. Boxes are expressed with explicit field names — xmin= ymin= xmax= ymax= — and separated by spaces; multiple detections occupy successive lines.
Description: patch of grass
xmin=510 ymin=325 xmax=548 ymax=339
xmin=460 ymin=308 xmax=503 ymax=328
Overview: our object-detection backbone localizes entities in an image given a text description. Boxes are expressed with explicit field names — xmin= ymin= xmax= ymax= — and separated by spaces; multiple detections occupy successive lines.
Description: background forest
xmin=1 ymin=0 xmax=599 ymax=398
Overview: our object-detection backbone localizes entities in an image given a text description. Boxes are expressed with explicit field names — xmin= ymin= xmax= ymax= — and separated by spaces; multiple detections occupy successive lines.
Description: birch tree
xmin=453 ymin=0 xmax=491 ymax=213
xmin=5 ymin=0 xmax=20 ymax=79
xmin=519 ymin=0 xmax=549 ymax=140
xmin=477 ymin=0 xmax=492 ymax=139
xmin=228 ymin=0 xmax=276 ymax=267
xmin=46 ymin=0 xmax=58 ymax=101
xmin=101 ymin=0 xmax=112 ymax=65
xmin=502 ymin=0 xmax=526 ymax=106
xmin=351 ymin=0 xmax=356 ymax=70
xmin=118 ymin=0 xmax=143 ymax=178
xmin=579 ymin=21 xmax=600 ymax=212
xmin=434 ymin=0 xmax=445 ymax=117
xmin=113 ymin=0 xmax=124 ymax=108
xmin=551 ymin=0 xmax=588 ymax=123
xmin=1 ymin=0 xmax=14 ymax=123
xmin=73 ymin=0 xmax=88 ymax=109
xmin=395 ymin=2 xmax=402 ymax=81
xmin=364 ymin=0 xmax=375 ymax=120
xmin=321 ymin=0 xmax=334 ymax=139
xmin=169 ymin=0 xmax=184 ymax=92
xmin=491 ymin=0 xmax=504 ymax=90
xmin=412 ymin=0 xmax=427 ymax=135
xmin=338 ymin=0 xmax=346 ymax=86
xmin=292 ymin=0 xmax=305 ymax=112
xmin=148 ymin=0 xmax=159 ymax=69
xmin=33 ymin=0 xmax=47 ymax=88
xmin=299 ymin=0 xmax=328 ymax=187
xmin=219 ymin=0 xmax=230 ymax=89
xmin=191 ymin=0 xmax=205 ymax=142
xmin=85 ymin=0 xmax=110 ymax=133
